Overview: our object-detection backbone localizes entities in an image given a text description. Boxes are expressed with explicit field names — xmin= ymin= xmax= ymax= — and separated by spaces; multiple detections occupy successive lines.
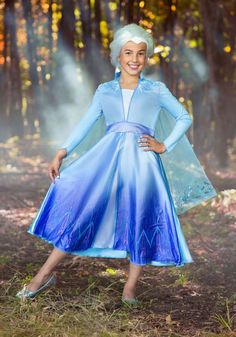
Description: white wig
xmin=109 ymin=23 xmax=154 ymax=68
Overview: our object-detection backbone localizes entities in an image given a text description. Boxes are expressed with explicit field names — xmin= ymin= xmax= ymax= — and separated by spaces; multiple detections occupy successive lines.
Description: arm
xmin=158 ymin=82 xmax=193 ymax=153
xmin=58 ymin=84 xmax=103 ymax=157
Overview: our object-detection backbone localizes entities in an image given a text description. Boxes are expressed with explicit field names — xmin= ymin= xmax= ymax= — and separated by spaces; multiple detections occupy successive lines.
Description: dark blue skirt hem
xmin=27 ymin=230 xmax=194 ymax=267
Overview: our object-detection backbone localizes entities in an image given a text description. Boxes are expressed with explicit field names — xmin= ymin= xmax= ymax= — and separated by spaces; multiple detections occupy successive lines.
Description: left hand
xmin=138 ymin=135 xmax=166 ymax=154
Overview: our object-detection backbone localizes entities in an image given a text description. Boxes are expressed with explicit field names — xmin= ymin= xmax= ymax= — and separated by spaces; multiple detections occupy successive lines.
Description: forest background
xmin=1 ymin=0 xmax=236 ymax=166
xmin=0 ymin=1 xmax=236 ymax=337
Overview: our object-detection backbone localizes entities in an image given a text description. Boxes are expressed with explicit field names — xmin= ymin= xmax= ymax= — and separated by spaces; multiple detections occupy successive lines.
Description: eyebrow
xmin=124 ymin=49 xmax=146 ymax=52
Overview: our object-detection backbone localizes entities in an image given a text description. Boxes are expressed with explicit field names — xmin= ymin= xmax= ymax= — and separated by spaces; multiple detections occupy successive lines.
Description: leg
xmin=26 ymin=247 xmax=67 ymax=292
xmin=122 ymin=261 xmax=143 ymax=299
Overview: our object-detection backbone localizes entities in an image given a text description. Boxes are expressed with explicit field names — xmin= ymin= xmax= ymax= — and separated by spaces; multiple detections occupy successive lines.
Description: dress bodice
xmin=60 ymin=71 xmax=193 ymax=156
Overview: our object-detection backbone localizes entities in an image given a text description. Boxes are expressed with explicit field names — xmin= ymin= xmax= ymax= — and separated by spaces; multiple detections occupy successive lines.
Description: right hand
xmin=48 ymin=149 xmax=67 ymax=183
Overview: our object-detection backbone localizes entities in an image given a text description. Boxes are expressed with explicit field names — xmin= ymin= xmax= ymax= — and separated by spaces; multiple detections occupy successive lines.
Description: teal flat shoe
xmin=121 ymin=296 xmax=139 ymax=305
xmin=16 ymin=274 xmax=56 ymax=299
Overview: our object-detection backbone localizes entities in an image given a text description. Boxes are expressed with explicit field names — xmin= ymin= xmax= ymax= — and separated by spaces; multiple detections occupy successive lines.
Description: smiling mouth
xmin=128 ymin=64 xmax=140 ymax=70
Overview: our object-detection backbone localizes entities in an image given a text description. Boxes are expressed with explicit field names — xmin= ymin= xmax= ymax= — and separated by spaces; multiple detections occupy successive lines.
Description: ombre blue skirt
xmin=28 ymin=121 xmax=193 ymax=267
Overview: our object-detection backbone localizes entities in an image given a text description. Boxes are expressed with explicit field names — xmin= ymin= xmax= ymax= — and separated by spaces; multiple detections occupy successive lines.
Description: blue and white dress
xmin=27 ymin=71 xmax=217 ymax=267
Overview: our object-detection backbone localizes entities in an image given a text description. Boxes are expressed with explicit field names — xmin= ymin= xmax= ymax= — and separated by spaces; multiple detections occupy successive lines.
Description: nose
xmin=132 ymin=53 xmax=138 ymax=62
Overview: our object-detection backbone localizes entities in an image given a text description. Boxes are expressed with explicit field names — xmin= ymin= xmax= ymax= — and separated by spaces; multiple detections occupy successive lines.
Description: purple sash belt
xmin=105 ymin=121 xmax=155 ymax=137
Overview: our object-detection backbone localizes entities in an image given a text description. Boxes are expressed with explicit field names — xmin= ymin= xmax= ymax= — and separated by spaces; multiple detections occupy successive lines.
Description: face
xmin=118 ymin=41 xmax=147 ymax=76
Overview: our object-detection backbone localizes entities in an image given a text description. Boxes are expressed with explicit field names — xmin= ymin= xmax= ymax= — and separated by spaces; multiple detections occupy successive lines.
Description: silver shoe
xmin=16 ymin=274 xmax=56 ymax=299
xmin=121 ymin=296 xmax=139 ymax=305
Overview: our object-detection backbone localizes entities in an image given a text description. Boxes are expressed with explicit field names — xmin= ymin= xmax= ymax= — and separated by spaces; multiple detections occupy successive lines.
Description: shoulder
xmin=151 ymin=80 xmax=173 ymax=97
xmin=137 ymin=78 xmax=169 ymax=95
xmin=95 ymin=80 xmax=114 ymax=93
xmin=100 ymin=80 xmax=114 ymax=86
xmin=147 ymin=79 xmax=169 ymax=91
xmin=96 ymin=83 xmax=105 ymax=91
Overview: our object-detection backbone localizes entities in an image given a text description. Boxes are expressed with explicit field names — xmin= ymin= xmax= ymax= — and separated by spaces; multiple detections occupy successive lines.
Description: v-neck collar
xmin=113 ymin=70 xmax=144 ymax=121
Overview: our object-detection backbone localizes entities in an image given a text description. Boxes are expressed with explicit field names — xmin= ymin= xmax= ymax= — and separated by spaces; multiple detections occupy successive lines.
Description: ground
xmin=0 ymin=136 xmax=235 ymax=337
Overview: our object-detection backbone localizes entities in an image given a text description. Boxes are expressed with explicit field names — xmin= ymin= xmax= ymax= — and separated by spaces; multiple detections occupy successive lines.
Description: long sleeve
xmin=59 ymin=84 xmax=103 ymax=157
xmin=158 ymin=82 xmax=193 ymax=153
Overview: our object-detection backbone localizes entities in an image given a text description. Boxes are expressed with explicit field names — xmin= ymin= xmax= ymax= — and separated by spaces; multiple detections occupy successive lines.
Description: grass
xmin=1 ymin=274 xmax=235 ymax=337
xmin=212 ymin=298 xmax=236 ymax=332
xmin=1 ymin=281 xmax=132 ymax=337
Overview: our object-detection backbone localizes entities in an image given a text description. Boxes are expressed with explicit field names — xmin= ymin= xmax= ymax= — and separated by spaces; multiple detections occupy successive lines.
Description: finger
xmin=55 ymin=168 xmax=60 ymax=178
xmin=138 ymin=142 xmax=147 ymax=146
xmin=143 ymin=146 xmax=155 ymax=151
xmin=139 ymin=136 xmax=155 ymax=144
xmin=141 ymin=145 xmax=152 ymax=150
xmin=53 ymin=170 xmax=58 ymax=179
xmin=50 ymin=174 xmax=55 ymax=184
xmin=138 ymin=142 xmax=149 ymax=147
xmin=49 ymin=170 xmax=55 ymax=183
xmin=138 ymin=137 xmax=151 ymax=143
xmin=138 ymin=138 xmax=150 ymax=144
xmin=140 ymin=134 xmax=152 ymax=139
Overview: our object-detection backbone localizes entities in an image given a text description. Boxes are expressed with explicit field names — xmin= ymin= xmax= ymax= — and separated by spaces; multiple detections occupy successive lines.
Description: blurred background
xmin=0 ymin=0 xmax=235 ymax=168
xmin=0 ymin=2 xmax=236 ymax=336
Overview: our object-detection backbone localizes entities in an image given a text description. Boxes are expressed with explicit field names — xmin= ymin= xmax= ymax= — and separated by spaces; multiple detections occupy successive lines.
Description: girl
xmin=16 ymin=23 xmax=217 ymax=304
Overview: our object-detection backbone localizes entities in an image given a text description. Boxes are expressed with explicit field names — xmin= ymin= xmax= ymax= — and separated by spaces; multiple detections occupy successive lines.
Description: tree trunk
xmin=1 ymin=0 xmax=23 ymax=141
xmin=22 ymin=0 xmax=39 ymax=134
xmin=126 ymin=0 xmax=135 ymax=23
xmin=200 ymin=0 xmax=229 ymax=167
xmin=58 ymin=0 xmax=76 ymax=56
xmin=0 ymin=0 xmax=10 ymax=141
xmin=77 ymin=0 xmax=101 ymax=84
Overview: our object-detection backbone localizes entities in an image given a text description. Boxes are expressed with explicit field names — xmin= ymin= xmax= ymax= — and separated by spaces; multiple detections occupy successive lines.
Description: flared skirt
xmin=28 ymin=122 xmax=193 ymax=266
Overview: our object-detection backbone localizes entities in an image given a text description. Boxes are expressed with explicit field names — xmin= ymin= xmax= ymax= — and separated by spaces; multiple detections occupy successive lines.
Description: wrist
xmin=56 ymin=148 xmax=67 ymax=159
